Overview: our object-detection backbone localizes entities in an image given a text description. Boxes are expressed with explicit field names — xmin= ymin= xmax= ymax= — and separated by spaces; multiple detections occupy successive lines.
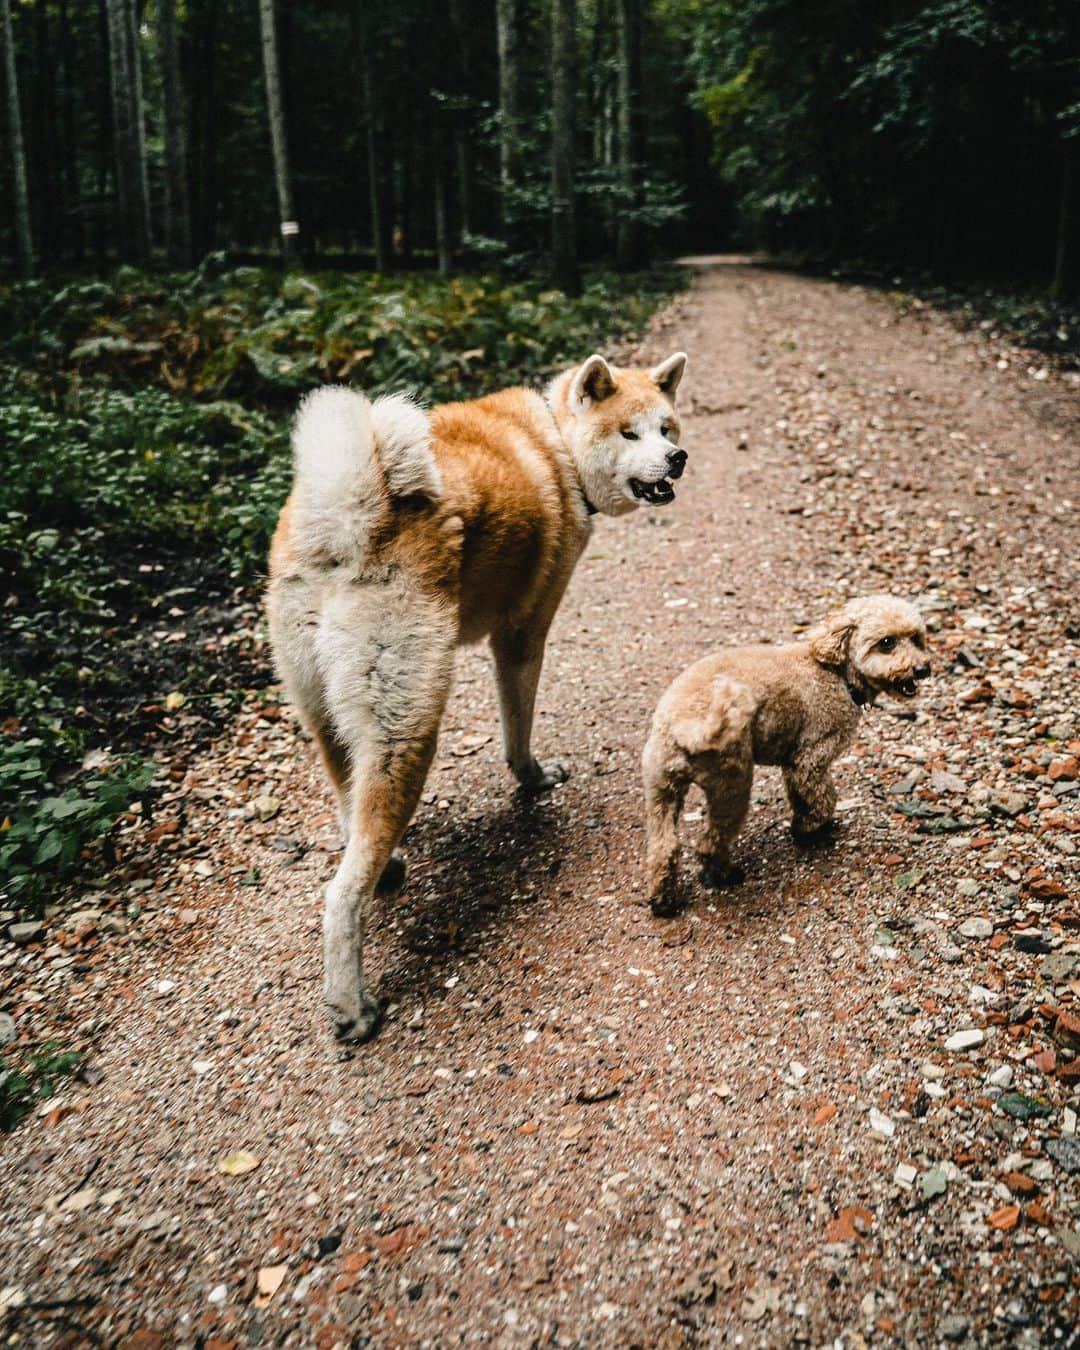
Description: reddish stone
xmin=1002 ymin=1171 xmax=1038 ymax=1197
xmin=812 ymin=1103 xmax=837 ymax=1125
xmin=1053 ymin=1009 xmax=1080 ymax=1049
xmin=1027 ymin=1201 xmax=1053 ymax=1227
xmin=988 ymin=1204 xmax=1021 ymax=1231
xmin=1056 ymin=1060 xmax=1080 ymax=1083
xmin=1048 ymin=757 xmax=1079 ymax=782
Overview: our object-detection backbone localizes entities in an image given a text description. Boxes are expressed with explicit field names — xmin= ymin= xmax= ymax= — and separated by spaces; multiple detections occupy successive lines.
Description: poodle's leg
xmin=698 ymin=758 xmax=753 ymax=886
xmin=784 ymin=748 xmax=840 ymax=842
xmin=492 ymin=625 xmax=567 ymax=791
xmin=643 ymin=731 xmax=689 ymax=914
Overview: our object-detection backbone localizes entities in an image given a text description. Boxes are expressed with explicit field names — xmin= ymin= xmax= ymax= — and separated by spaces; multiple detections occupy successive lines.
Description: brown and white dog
xmin=267 ymin=351 xmax=688 ymax=1041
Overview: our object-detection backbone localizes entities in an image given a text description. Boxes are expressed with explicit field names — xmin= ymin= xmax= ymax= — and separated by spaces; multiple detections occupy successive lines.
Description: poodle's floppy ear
xmin=650 ymin=351 xmax=687 ymax=400
xmin=809 ymin=610 xmax=855 ymax=668
xmin=570 ymin=354 xmax=617 ymax=408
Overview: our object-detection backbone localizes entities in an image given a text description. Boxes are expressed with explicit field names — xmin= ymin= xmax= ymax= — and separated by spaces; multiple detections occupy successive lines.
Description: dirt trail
xmin=4 ymin=259 xmax=1079 ymax=1347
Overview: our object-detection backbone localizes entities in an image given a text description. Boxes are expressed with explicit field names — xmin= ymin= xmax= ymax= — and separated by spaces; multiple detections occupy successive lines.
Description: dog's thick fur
xmin=642 ymin=595 xmax=930 ymax=912
xmin=267 ymin=352 xmax=688 ymax=1040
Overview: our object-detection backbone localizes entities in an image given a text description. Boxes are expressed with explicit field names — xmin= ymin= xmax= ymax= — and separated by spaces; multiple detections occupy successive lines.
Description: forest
xmin=0 ymin=0 xmax=1077 ymax=288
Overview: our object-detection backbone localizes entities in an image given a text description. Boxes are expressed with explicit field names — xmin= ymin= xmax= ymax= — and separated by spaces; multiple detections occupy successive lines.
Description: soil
xmin=2 ymin=258 xmax=1079 ymax=1347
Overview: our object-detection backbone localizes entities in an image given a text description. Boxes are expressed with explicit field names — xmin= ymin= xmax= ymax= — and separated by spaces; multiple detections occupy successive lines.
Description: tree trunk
xmin=614 ymin=0 xmax=643 ymax=269
xmin=157 ymin=0 xmax=192 ymax=267
xmin=550 ymin=0 xmax=579 ymax=295
xmin=1 ymin=0 xmax=32 ymax=276
xmin=1051 ymin=139 xmax=1074 ymax=299
xmin=258 ymin=0 xmax=299 ymax=266
xmin=359 ymin=9 xmax=390 ymax=273
xmin=125 ymin=0 xmax=151 ymax=252
xmin=434 ymin=123 xmax=452 ymax=276
xmin=495 ymin=0 xmax=520 ymax=232
xmin=105 ymin=0 xmax=149 ymax=261
xmin=59 ymin=0 xmax=82 ymax=261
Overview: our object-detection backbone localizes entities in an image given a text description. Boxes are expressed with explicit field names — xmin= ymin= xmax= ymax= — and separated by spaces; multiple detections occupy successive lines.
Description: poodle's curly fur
xmin=642 ymin=594 xmax=930 ymax=913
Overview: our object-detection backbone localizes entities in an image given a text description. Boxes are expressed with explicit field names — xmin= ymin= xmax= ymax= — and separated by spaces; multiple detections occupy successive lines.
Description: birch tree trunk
xmin=550 ymin=0 xmax=579 ymax=295
xmin=125 ymin=0 xmax=151 ymax=251
xmin=495 ymin=0 xmax=520 ymax=232
xmin=1 ymin=0 xmax=33 ymax=277
xmin=258 ymin=0 xmax=299 ymax=266
xmin=105 ymin=0 xmax=149 ymax=261
xmin=614 ymin=0 xmax=643 ymax=269
xmin=158 ymin=0 xmax=192 ymax=266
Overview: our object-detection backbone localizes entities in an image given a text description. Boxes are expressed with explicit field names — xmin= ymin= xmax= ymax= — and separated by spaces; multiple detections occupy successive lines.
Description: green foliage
xmin=0 ymin=264 xmax=682 ymax=914
xmin=0 ymin=1042 xmax=83 ymax=1133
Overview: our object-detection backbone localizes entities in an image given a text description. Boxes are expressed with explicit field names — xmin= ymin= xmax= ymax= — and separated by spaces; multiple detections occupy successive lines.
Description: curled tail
xmin=290 ymin=386 xmax=440 ymax=563
xmin=668 ymin=673 xmax=755 ymax=758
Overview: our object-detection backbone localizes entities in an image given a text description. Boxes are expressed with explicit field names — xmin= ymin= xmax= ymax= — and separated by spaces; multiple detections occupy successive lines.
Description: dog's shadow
xmin=370 ymin=791 xmax=570 ymax=1007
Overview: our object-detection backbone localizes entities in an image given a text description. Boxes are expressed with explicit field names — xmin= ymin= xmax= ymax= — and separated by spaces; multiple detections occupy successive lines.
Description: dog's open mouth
xmin=892 ymin=677 xmax=920 ymax=699
xmin=630 ymin=477 xmax=675 ymax=505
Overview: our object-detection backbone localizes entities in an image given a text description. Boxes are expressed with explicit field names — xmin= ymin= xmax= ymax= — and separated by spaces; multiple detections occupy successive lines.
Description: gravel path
xmin=3 ymin=258 xmax=1079 ymax=1347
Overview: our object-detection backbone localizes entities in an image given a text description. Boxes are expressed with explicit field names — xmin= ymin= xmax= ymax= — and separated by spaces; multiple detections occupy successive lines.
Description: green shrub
xmin=0 ymin=1042 xmax=83 ymax=1133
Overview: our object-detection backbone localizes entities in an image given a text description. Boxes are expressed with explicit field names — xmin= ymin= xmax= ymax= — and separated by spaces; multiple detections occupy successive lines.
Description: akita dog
xmin=267 ymin=351 xmax=688 ymax=1042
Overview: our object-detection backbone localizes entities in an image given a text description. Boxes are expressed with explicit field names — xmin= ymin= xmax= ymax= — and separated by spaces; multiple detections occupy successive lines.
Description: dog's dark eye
xmin=661 ymin=424 xmax=671 ymax=438
xmin=621 ymin=429 xmax=639 ymax=441
xmin=877 ymin=636 xmax=896 ymax=653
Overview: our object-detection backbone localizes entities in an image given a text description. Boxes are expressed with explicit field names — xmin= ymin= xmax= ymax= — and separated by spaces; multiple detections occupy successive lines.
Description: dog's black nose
xmin=914 ymin=663 xmax=931 ymax=680
xmin=666 ymin=448 xmax=687 ymax=478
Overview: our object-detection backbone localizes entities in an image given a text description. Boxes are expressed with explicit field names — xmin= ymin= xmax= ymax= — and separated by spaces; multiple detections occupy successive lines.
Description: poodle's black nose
xmin=914 ymin=663 xmax=931 ymax=680
xmin=666 ymin=448 xmax=687 ymax=478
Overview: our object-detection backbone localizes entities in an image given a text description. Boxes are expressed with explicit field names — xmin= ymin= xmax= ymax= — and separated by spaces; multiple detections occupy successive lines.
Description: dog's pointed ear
xmin=650 ymin=351 xmax=687 ymax=400
xmin=570 ymin=354 xmax=616 ymax=409
xmin=809 ymin=610 xmax=855 ymax=668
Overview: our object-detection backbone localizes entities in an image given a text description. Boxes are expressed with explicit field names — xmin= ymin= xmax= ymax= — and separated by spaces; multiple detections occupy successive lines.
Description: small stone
xmin=207 ymin=1284 xmax=227 ymax=1305
xmin=959 ymin=917 xmax=993 ymax=940
xmin=945 ymin=1028 xmax=984 ymax=1052
xmin=939 ymin=1313 xmax=969 ymax=1341
xmin=998 ymin=1093 xmax=1052 ymax=1122
xmin=869 ymin=1107 xmax=895 ymax=1138
xmin=100 ymin=915 xmax=127 ymax=936
xmin=894 ymin=1162 xmax=917 ymax=1188
xmin=1045 ymin=1136 xmax=1080 ymax=1175
xmin=254 ymin=795 xmax=281 ymax=822
xmin=988 ymin=1065 xmax=1014 ymax=1088
xmin=0 ymin=1013 xmax=15 ymax=1048
xmin=7 ymin=921 xmax=44 ymax=945
xmin=178 ymin=908 xmax=198 ymax=927
xmin=921 ymin=1168 xmax=948 ymax=1199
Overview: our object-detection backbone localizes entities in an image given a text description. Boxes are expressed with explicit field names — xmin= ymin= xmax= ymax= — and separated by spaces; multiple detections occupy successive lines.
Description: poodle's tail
xmin=289 ymin=386 xmax=440 ymax=564
xmin=669 ymin=674 xmax=755 ymax=758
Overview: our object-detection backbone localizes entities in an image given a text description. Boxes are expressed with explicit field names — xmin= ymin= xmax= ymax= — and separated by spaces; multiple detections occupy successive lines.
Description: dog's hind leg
xmin=310 ymin=720 xmax=406 ymax=892
xmin=698 ymin=757 xmax=753 ymax=887
xmin=642 ymin=730 xmax=690 ymax=915
xmin=322 ymin=729 xmax=439 ymax=1042
xmin=491 ymin=625 xmax=568 ymax=792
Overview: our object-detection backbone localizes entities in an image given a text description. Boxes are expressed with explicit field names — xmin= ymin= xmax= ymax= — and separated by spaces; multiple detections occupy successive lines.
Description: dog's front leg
xmin=783 ymin=762 xmax=839 ymax=842
xmin=491 ymin=627 xmax=568 ymax=792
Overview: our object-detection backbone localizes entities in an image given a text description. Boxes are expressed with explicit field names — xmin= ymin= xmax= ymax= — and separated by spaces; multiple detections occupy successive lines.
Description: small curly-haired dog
xmin=642 ymin=594 xmax=930 ymax=913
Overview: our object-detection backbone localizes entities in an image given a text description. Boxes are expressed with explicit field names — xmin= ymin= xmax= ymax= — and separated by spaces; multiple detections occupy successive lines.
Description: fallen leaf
xmin=218 ymin=1149 xmax=259 ymax=1177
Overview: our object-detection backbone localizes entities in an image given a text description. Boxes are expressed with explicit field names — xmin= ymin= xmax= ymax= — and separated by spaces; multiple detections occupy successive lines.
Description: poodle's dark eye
xmin=621 ymin=428 xmax=639 ymax=440
xmin=661 ymin=424 xmax=671 ymax=438
xmin=877 ymin=636 xmax=896 ymax=653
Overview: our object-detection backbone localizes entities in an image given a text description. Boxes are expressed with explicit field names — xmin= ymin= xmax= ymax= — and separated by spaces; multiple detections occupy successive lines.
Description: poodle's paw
xmin=375 ymin=851 xmax=406 ymax=895
xmin=698 ymin=857 xmax=745 ymax=888
xmin=515 ymin=758 xmax=569 ymax=793
xmin=326 ymin=990 xmax=381 ymax=1044
xmin=649 ymin=866 xmax=684 ymax=917
xmin=791 ymin=817 xmax=837 ymax=847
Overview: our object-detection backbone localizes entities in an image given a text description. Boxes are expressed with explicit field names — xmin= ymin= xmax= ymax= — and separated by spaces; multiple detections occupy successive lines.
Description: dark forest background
xmin=1 ymin=0 xmax=1077 ymax=292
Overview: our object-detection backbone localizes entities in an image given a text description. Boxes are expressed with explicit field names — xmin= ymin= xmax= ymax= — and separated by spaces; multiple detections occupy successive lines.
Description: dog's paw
xmin=649 ymin=868 xmax=684 ymax=917
xmin=375 ymin=851 xmax=406 ymax=895
xmin=698 ymin=858 xmax=745 ymax=888
xmin=326 ymin=992 xmax=381 ymax=1044
xmin=791 ymin=818 xmax=837 ymax=847
xmin=516 ymin=759 xmax=569 ymax=793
